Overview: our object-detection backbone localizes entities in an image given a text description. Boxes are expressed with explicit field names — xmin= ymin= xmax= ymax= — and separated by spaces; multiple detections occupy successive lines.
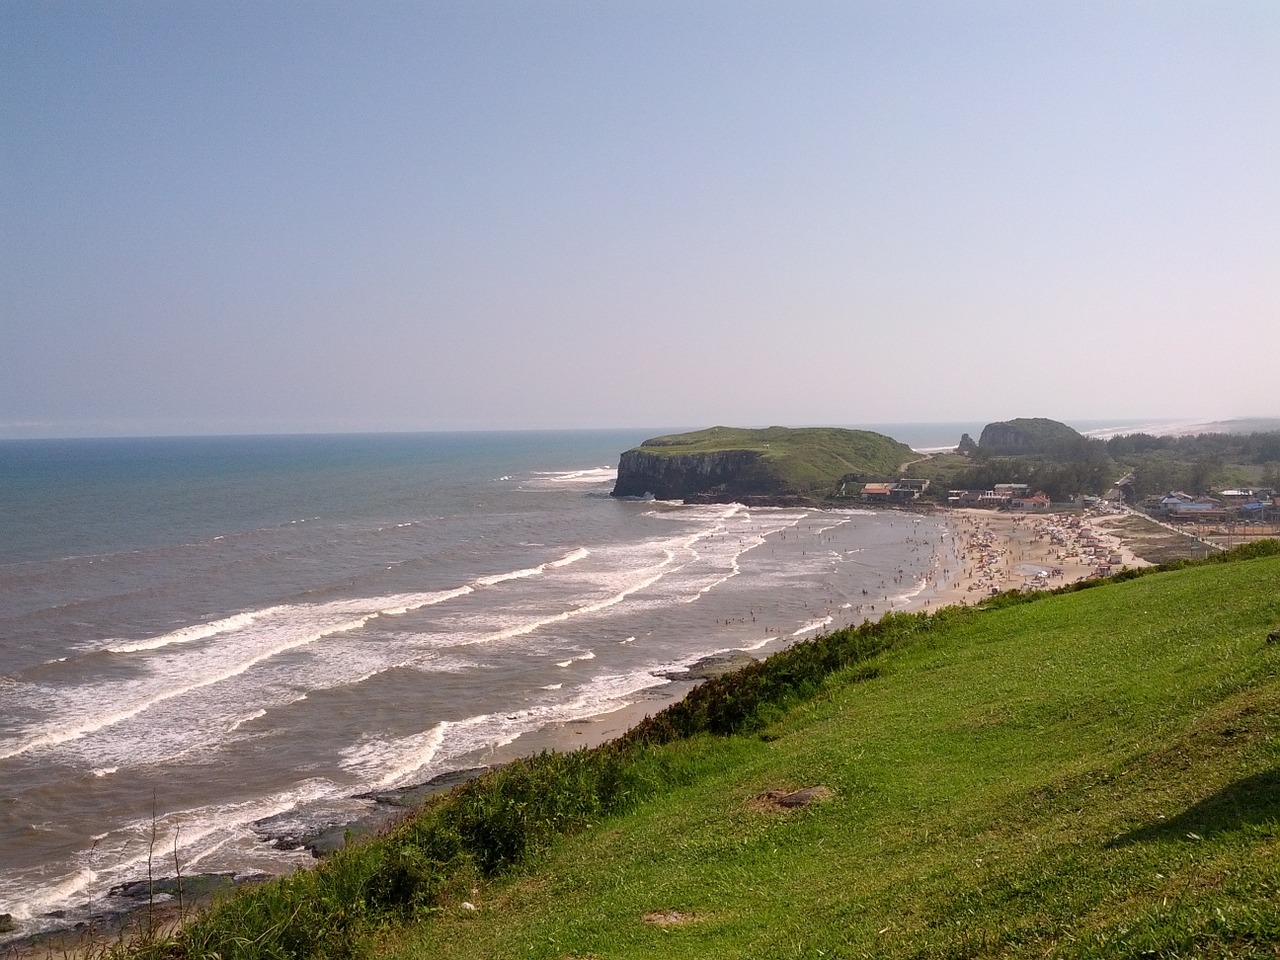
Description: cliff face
xmin=612 ymin=448 xmax=777 ymax=500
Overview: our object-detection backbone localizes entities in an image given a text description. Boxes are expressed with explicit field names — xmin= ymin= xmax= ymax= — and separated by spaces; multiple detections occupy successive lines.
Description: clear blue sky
xmin=3 ymin=2 xmax=1277 ymax=438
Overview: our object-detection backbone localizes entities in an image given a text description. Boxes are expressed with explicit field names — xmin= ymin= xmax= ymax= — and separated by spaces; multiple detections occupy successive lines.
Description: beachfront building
xmin=894 ymin=478 xmax=930 ymax=501
xmin=994 ymin=483 xmax=1030 ymax=499
xmin=858 ymin=479 xmax=931 ymax=503
xmin=860 ymin=482 xmax=896 ymax=502
xmin=1012 ymin=493 xmax=1053 ymax=511
xmin=1165 ymin=500 xmax=1230 ymax=523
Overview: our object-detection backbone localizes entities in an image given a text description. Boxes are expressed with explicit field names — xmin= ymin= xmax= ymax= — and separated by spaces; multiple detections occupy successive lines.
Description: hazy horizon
xmin=4 ymin=4 xmax=1277 ymax=439
xmin=3 ymin=416 xmax=1275 ymax=446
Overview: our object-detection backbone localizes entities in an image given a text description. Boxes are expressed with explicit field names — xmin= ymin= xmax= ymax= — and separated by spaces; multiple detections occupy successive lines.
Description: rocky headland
xmin=611 ymin=426 xmax=912 ymax=503
xmin=973 ymin=417 xmax=1088 ymax=456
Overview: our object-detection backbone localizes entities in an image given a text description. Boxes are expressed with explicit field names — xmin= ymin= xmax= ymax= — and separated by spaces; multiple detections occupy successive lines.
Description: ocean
xmin=0 ymin=422 xmax=1153 ymax=938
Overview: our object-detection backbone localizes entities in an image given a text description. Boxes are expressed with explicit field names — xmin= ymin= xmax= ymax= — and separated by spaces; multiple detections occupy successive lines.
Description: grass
xmin=113 ymin=543 xmax=1280 ymax=960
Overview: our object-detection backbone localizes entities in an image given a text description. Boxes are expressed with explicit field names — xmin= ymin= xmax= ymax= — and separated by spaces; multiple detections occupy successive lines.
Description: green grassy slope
xmin=380 ymin=554 xmax=1280 ymax=959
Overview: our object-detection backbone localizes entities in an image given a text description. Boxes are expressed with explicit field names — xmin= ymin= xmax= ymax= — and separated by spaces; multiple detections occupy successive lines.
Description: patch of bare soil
xmin=1095 ymin=515 xmax=1202 ymax=565
xmin=642 ymin=910 xmax=696 ymax=926
xmin=748 ymin=785 xmax=834 ymax=813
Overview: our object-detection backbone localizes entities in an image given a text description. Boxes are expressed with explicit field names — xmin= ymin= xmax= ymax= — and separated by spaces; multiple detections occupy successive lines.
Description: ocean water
xmin=0 ymin=429 xmax=966 ymax=939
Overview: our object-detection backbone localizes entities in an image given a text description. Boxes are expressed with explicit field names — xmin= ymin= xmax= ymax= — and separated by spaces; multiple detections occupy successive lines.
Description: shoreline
xmin=0 ymin=505 xmax=1156 ymax=958
xmin=458 ymin=506 xmax=1156 ymax=769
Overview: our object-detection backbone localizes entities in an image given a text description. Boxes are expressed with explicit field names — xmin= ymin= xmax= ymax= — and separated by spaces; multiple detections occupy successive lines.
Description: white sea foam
xmin=105 ymin=609 xmax=278 ymax=654
xmin=340 ymin=668 xmax=673 ymax=791
xmin=227 ymin=709 xmax=266 ymax=732
xmin=479 ymin=559 xmax=678 ymax=645
xmin=556 ymin=650 xmax=596 ymax=668
xmin=0 ymin=583 xmax=485 ymax=762
xmin=813 ymin=517 xmax=851 ymax=536
xmin=526 ymin=467 xmax=617 ymax=485
xmin=476 ymin=564 xmax=546 ymax=587
xmin=4 ymin=867 xmax=97 ymax=922
xmin=549 ymin=546 xmax=590 ymax=567
xmin=1 ymin=778 xmax=338 ymax=930
xmin=474 ymin=546 xmax=588 ymax=587
xmin=359 ymin=722 xmax=448 ymax=789
xmin=378 ymin=585 xmax=474 ymax=616
xmin=90 ymin=766 xmax=118 ymax=777
xmin=792 ymin=616 xmax=833 ymax=637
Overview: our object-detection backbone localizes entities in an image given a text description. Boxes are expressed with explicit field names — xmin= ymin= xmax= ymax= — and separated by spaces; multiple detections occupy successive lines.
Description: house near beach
xmin=994 ymin=483 xmax=1030 ymax=498
xmin=860 ymin=482 xmax=895 ymax=501
xmin=894 ymin=479 xmax=930 ymax=501
xmin=859 ymin=479 xmax=930 ymax=503
xmin=1012 ymin=493 xmax=1052 ymax=510
xmin=1165 ymin=500 xmax=1230 ymax=523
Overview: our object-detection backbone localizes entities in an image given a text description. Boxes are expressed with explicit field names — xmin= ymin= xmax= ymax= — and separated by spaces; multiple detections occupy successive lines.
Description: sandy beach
xmin=920 ymin=507 xmax=1151 ymax=611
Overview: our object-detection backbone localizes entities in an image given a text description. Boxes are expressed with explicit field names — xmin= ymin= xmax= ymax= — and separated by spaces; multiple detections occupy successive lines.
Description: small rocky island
xmin=971 ymin=417 xmax=1088 ymax=456
xmin=611 ymin=426 xmax=913 ymax=503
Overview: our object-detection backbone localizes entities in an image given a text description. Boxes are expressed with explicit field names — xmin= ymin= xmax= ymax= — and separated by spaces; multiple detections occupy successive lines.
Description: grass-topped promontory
xmin=116 ymin=544 xmax=1280 ymax=960
xmin=611 ymin=426 xmax=913 ymax=499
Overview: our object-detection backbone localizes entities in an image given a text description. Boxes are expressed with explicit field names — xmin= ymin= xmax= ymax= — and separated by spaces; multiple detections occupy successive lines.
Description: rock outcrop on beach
xmin=611 ymin=426 xmax=912 ymax=502
xmin=977 ymin=418 xmax=1086 ymax=456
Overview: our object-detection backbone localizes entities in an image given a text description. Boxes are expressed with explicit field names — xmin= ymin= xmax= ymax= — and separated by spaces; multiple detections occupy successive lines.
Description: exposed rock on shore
xmin=254 ymin=767 xmax=491 ymax=858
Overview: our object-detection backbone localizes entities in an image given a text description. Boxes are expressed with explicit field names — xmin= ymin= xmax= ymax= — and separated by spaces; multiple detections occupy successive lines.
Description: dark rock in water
xmin=109 ymin=873 xmax=239 ymax=901
xmin=4 ymin=873 xmax=272 ymax=956
xmin=657 ymin=652 xmax=759 ymax=682
xmin=357 ymin=766 xmax=490 ymax=808
xmin=254 ymin=813 xmax=397 ymax=858
xmin=254 ymin=767 xmax=493 ymax=859
xmin=0 ymin=914 xmax=15 ymax=934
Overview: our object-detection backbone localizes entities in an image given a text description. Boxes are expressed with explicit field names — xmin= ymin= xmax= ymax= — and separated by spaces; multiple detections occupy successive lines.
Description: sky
xmin=2 ymin=2 xmax=1278 ymax=438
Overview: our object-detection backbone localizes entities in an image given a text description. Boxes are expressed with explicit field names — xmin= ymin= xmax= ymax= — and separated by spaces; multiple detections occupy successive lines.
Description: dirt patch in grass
xmin=642 ymin=910 xmax=696 ymax=926
xmin=748 ymin=785 xmax=834 ymax=813
xmin=1095 ymin=515 xmax=1203 ymax=565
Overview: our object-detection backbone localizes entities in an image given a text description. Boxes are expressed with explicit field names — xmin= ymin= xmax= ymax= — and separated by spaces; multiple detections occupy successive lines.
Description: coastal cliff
xmin=612 ymin=447 xmax=776 ymax=500
xmin=611 ymin=426 xmax=912 ymax=502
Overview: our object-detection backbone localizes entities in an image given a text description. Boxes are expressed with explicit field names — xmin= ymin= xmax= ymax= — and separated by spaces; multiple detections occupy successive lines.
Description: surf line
xmin=2 ymin=547 xmax=595 ymax=761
